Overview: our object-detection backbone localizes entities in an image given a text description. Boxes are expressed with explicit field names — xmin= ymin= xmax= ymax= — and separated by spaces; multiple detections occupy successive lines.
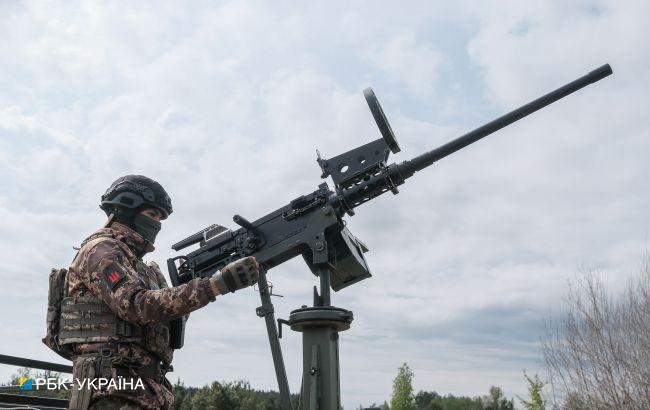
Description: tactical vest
xmin=43 ymin=234 xmax=178 ymax=365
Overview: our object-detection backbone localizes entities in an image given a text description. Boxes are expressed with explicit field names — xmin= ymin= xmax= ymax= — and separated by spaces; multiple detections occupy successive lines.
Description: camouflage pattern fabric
xmin=67 ymin=222 xmax=217 ymax=409
xmin=89 ymin=396 xmax=147 ymax=409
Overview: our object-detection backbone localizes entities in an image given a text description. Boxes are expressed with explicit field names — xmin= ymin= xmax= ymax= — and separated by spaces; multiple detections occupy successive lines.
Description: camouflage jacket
xmin=67 ymin=222 xmax=217 ymax=409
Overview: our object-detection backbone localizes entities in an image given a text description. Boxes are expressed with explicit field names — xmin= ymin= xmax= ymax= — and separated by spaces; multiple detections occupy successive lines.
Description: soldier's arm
xmin=148 ymin=261 xmax=190 ymax=322
xmin=147 ymin=261 xmax=170 ymax=289
xmin=80 ymin=240 xmax=217 ymax=326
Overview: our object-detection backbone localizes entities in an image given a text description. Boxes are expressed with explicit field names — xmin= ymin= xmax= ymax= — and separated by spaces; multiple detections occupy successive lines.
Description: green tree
xmin=358 ymin=401 xmax=389 ymax=410
xmin=431 ymin=394 xmax=482 ymax=410
xmin=414 ymin=390 xmax=442 ymax=409
xmin=498 ymin=398 xmax=515 ymax=410
xmin=170 ymin=378 xmax=299 ymax=409
xmin=517 ymin=372 xmax=545 ymax=410
xmin=390 ymin=363 xmax=416 ymax=410
xmin=481 ymin=386 xmax=514 ymax=410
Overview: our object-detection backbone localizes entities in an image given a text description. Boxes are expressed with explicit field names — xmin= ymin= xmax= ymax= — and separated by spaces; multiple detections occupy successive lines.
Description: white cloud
xmin=0 ymin=1 xmax=648 ymax=408
xmin=366 ymin=31 xmax=445 ymax=97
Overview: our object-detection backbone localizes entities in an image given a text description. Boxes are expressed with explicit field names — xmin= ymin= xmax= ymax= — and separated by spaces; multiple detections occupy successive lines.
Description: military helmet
xmin=100 ymin=175 xmax=173 ymax=218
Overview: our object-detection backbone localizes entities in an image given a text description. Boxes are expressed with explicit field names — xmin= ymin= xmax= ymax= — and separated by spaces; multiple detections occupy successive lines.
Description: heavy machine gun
xmin=168 ymin=64 xmax=612 ymax=409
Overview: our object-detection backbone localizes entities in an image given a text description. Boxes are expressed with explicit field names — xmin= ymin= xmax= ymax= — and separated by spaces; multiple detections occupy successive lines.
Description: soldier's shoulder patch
xmin=103 ymin=268 xmax=127 ymax=290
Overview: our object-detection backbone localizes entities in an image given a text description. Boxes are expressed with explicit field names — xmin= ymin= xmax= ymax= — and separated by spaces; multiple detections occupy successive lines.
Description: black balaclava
xmin=111 ymin=206 xmax=161 ymax=244
xmin=133 ymin=212 xmax=162 ymax=243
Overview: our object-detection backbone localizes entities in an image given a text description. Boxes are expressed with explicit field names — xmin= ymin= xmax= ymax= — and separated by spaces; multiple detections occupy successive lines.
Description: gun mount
xmin=168 ymin=64 xmax=613 ymax=410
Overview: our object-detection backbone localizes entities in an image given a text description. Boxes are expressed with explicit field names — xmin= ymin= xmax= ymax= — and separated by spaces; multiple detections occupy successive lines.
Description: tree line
xmin=3 ymin=366 xmax=522 ymax=409
xmin=359 ymin=363 xmax=520 ymax=410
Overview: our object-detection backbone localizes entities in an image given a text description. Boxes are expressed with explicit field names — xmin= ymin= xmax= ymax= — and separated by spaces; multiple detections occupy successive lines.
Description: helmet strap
xmin=109 ymin=205 xmax=137 ymax=228
xmin=103 ymin=213 xmax=115 ymax=228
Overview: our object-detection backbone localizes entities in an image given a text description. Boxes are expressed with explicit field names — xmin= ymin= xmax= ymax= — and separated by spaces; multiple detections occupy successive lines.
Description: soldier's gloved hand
xmin=209 ymin=256 xmax=260 ymax=295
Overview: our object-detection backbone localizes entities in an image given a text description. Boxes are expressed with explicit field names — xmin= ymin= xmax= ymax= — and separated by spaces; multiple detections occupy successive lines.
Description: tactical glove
xmin=210 ymin=256 xmax=259 ymax=294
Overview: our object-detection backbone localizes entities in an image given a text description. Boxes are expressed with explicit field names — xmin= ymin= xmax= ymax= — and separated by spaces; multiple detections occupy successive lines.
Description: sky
xmin=0 ymin=1 xmax=648 ymax=408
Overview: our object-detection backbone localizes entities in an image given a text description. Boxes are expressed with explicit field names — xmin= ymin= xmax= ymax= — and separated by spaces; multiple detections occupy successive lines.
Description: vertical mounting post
xmin=288 ymin=266 xmax=353 ymax=410
xmin=319 ymin=266 xmax=331 ymax=306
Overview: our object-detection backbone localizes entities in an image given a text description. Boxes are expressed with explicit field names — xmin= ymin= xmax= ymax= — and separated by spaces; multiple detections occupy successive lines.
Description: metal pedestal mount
xmin=262 ymin=265 xmax=353 ymax=410
xmin=288 ymin=305 xmax=353 ymax=410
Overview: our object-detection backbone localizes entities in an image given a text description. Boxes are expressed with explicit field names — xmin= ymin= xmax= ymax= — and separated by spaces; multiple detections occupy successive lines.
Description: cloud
xmin=0 ymin=1 xmax=648 ymax=408
xmin=366 ymin=31 xmax=445 ymax=97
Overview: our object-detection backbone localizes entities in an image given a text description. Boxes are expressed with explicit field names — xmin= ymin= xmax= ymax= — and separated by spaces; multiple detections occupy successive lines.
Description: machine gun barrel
xmin=337 ymin=64 xmax=612 ymax=212
xmin=398 ymin=64 xmax=612 ymax=178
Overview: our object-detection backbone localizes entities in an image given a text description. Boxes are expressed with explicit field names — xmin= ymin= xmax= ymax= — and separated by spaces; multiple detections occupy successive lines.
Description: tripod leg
xmin=256 ymin=268 xmax=293 ymax=410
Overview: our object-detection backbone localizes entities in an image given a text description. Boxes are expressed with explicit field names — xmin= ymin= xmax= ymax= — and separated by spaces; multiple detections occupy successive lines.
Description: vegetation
xmin=5 ymin=364 xmax=519 ymax=410
xmin=170 ymin=379 xmax=300 ymax=410
xmin=360 ymin=363 xmax=515 ymax=410
xmin=390 ymin=363 xmax=416 ymax=410
xmin=541 ymin=261 xmax=650 ymax=408
xmin=518 ymin=372 xmax=545 ymax=410
xmin=2 ymin=368 xmax=298 ymax=409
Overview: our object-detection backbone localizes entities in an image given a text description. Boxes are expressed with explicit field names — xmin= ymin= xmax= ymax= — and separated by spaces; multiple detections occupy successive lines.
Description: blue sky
xmin=0 ymin=1 xmax=648 ymax=407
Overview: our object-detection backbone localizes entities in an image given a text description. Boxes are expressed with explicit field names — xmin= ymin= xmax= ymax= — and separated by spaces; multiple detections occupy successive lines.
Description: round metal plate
xmin=288 ymin=307 xmax=354 ymax=332
xmin=363 ymin=87 xmax=401 ymax=153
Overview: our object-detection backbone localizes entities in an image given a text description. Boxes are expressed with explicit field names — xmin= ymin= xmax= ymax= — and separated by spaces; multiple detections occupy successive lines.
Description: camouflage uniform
xmin=65 ymin=222 xmax=217 ymax=409
xmin=88 ymin=396 xmax=143 ymax=410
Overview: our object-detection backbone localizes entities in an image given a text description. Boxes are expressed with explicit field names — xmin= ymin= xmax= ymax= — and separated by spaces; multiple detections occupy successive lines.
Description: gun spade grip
xmin=167 ymin=258 xmax=182 ymax=287
xmin=233 ymin=214 xmax=254 ymax=230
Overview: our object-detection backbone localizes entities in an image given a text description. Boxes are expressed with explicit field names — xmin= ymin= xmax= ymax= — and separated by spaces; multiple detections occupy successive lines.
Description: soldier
xmin=49 ymin=175 xmax=259 ymax=410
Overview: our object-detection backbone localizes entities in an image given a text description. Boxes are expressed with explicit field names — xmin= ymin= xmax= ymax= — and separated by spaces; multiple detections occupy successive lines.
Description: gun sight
xmin=171 ymin=223 xmax=228 ymax=251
